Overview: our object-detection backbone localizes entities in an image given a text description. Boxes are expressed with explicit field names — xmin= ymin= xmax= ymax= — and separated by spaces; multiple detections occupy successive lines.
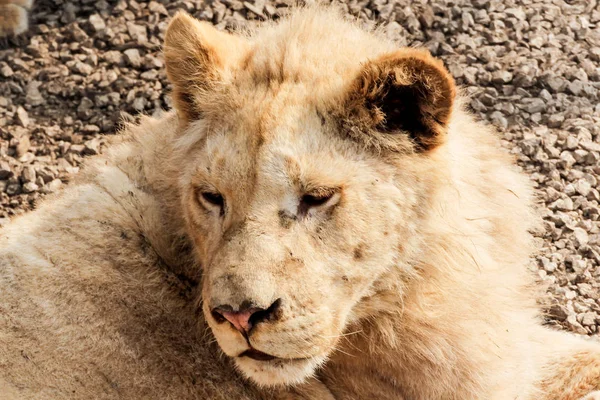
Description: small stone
xmin=84 ymin=139 xmax=101 ymax=155
xmin=492 ymin=70 xmax=513 ymax=84
xmin=472 ymin=0 xmax=490 ymax=7
xmin=567 ymin=80 xmax=584 ymax=96
xmin=44 ymin=179 xmax=63 ymax=193
xmin=148 ymin=1 xmax=168 ymax=15
xmin=88 ymin=14 xmax=106 ymax=33
xmin=581 ymin=312 xmax=598 ymax=326
xmin=82 ymin=125 xmax=100 ymax=134
xmin=575 ymin=179 xmax=592 ymax=197
xmin=541 ymin=258 xmax=557 ymax=273
xmin=16 ymin=106 xmax=29 ymax=127
xmin=0 ymin=64 xmax=14 ymax=77
xmin=22 ymin=182 xmax=39 ymax=193
xmin=20 ymin=166 xmax=36 ymax=183
xmin=103 ymin=51 xmax=124 ymax=66
xmin=565 ymin=290 xmax=577 ymax=300
xmin=524 ymin=98 xmax=546 ymax=114
xmin=6 ymin=183 xmax=21 ymax=196
xmin=124 ymin=49 xmax=142 ymax=68
xmin=544 ymin=75 xmax=567 ymax=92
xmin=505 ymin=7 xmax=526 ymax=21
xmin=547 ymin=114 xmax=564 ymax=128
xmin=489 ymin=111 xmax=507 ymax=129
xmin=140 ymin=70 xmax=158 ymax=80
xmin=78 ymin=98 xmax=94 ymax=112
xmin=26 ymin=81 xmax=44 ymax=106
xmin=126 ymin=23 xmax=147 ymax=44
xmin=573 ymin=228 xmax=589 ymax=247
xmin=559 ymin=151 xmax=576 ymax=168
xmin=72 ymin=61 xmax=94 ymax=76
xmin=143 ymin=55 xmax=163 ymax=70
xmin=69 ymin=144 xmax=85 ymax=154
xmin=15 ymin=135 xmax=31 ymax=157
xmin=37 ymin=169 xmax=55 ymax=183
xmin=548 ymin=304 xmax=568 ymax=321
xmin=132 ymin=96 xmax=147 ymax=111
xmin=0 ymin=161 xmax=13 ymax=179
xmin=578 ymin=284 xmax=598 ymax=299
xmin=244 ymin=1 xmax=264 ymax=17
xmin=18 ymin=152 xmax=35 ymax=164
xmin=419 ymin=7 xmax=435 ymax=28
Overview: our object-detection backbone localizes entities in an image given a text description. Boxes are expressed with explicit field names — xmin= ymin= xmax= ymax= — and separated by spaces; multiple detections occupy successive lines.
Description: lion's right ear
xmin=342 ymin=49 xmax=455 ymax=152
xmin=164 ymin=12 xmax=248 ymax=122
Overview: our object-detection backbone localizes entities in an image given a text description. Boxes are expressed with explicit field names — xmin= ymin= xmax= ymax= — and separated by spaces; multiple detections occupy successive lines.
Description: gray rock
xmin=580 ymin=312 xmax=598 ymax=326
xmin=6 ymin=183 xmax=21 ymax=196
xmin=89 ymin=14 xmax=106 ymax=33
xmin=505 ymin=7 xmax=526 ymax=21
xmin=524 ymin=98 xmax=546 ymax=114
xmin=573 ymin=228 xmax=589 ymax=247
xmin=124 ymin=49 xmax=142 ymax=68
xmin=0 ymin=162 xmax=13 ymax=179
xmin=548 ymin=304 xmax=569 ymax=321
xmin=26 ymin=81 xmax=45 ymax=106
xmin=492 ymin=70 xmax=513 ymax=84
xmin=575 ymin=179 xmax=592 ymax=197
xmin=16 ymin=107 xmax=29 ymax=127
xmin=84 ymin=139 xmax=101 ymax=155
xmin=44 ymin=179 xmax=63 ymax=193
xmin=15 ymin=135 xmax=30 ymax=157
xmin=127 ymin=23 xmax=148 ymax=44
xmin=22 ymin=182 xmax=39 ymax=194
xmin=20 ymin=166 xmax=36 ymax=183
xmin=72 ymin=61 xmax=94 ymax=76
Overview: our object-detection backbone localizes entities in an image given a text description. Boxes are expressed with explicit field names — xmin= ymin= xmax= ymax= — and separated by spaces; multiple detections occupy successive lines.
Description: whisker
xmin=320 ymin=329 xmax=363 ymax=339
xmin=333 ymin=346 xmax=357 ymax=358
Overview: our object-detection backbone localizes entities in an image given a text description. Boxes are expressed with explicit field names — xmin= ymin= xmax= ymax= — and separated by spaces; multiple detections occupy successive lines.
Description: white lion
xmin=0 ymin=6 xmax=599 ymax=400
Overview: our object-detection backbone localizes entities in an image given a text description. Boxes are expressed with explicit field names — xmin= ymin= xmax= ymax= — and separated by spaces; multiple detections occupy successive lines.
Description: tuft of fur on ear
xmin=164 ymin=12 xmax=248 ymax=122
xmin=344 ymin=49 xmax=456 ymax=151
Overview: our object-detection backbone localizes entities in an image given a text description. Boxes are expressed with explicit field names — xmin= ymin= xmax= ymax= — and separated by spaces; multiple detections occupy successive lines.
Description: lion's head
xmin=163 ymin=8 xmax=455 ymax=386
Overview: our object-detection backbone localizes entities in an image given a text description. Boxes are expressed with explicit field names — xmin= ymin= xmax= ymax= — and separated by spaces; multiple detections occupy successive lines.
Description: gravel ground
xmin=0 ymin=0 xmax=599 ymax=336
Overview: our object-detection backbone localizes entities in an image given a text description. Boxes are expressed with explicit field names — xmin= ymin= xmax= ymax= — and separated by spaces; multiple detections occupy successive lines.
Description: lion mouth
xmin=241 ymin=348 xmax=277 ymax=361
xmin=239 ymin=347 xmax=312 ymax=363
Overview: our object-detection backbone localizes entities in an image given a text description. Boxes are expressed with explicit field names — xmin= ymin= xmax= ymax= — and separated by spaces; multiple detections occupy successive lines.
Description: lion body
xmin=0 ymin=115 xmax=264 ymax=399
xmin=0 ymin=6 xmax=599 ymax=400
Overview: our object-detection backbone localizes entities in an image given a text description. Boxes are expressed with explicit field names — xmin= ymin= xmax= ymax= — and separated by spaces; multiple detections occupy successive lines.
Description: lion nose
xmin=211 ymin=298 xmax=283 ymax=334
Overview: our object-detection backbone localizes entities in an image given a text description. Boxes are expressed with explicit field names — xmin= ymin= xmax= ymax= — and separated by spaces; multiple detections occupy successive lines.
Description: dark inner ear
xmin=375 ymin=77 xmax=431 ymax=143
xmin=344 ymin=51 xmax=456 ymax=152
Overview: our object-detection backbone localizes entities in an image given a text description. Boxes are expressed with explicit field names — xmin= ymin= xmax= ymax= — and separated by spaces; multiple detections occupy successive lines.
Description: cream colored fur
xmin=1 ymin=6 xmax=599 ymax=400
xmin=0 ymin=0 xmax=32 ymax=37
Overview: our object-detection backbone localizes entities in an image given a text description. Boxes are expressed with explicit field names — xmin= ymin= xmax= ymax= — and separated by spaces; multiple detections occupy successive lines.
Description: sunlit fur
xmin=162 ymin=6 xmax=600 ymax=399
xmin=0 ymin=0 xmax=32 ymax=37
xmin=0 ymin=5 xmax=599 ymax=400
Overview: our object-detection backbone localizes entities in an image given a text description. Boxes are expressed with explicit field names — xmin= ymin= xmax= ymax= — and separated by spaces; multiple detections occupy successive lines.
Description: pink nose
xmin=211 ymin=299 xmax=283 ymax=334
xmin=219 ymin=309 xmax=256 ymax=333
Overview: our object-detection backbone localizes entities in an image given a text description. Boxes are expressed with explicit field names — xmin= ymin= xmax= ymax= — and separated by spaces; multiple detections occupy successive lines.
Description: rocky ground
xmin=0 ymin=0 xmax=599 ymax=336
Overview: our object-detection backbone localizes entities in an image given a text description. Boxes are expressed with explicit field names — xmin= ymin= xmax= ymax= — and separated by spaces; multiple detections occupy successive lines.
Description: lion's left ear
xmin=164 ymin=12 xmax=249 ymax=123
xmin=344 ymin=49 xmax=456 ymax=151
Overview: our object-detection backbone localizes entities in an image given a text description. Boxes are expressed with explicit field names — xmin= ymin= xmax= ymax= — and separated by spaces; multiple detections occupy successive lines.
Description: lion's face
xmin=178 ymin=105 xmax=423 ymax=385
xmin=164 ymin=11 xmax=455 ymax=386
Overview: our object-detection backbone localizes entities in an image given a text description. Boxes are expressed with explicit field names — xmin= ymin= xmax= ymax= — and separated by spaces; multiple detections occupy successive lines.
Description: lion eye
xmin=301 ymin=193 xmax=333 ymax=208
xmin=198 ymin=191 xmax=225 ymax=214
xmin=298 ymin=189 xmax=340 ymax=216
